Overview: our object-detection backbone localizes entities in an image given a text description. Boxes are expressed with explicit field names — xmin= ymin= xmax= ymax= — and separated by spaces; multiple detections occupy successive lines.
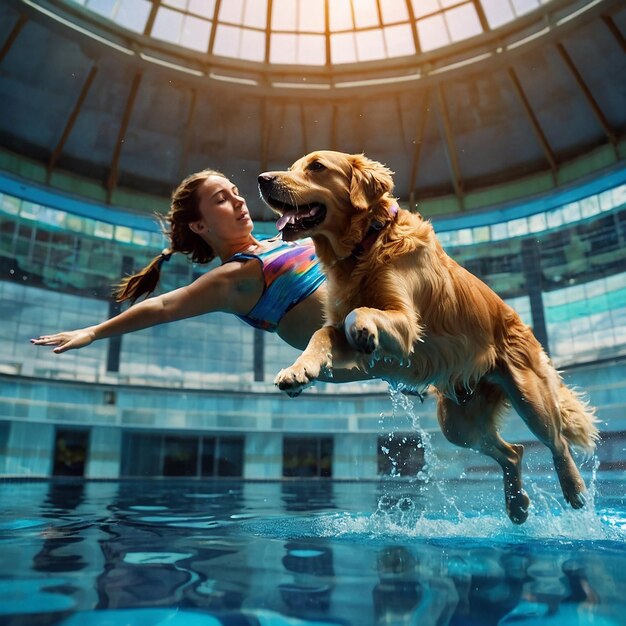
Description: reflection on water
xmin=0 ymin=478 xmax=624 ymax=626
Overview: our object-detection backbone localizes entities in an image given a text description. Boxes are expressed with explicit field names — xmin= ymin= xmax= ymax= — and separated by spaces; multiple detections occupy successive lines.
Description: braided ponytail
xmin=113 ymin=249 xmax=173 ymax=304
xmin=113 ymin=169 xmax=225 ymax=304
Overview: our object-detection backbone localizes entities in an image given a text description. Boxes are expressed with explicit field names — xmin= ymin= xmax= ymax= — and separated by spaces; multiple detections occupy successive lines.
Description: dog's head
xmin=258 ymin=150 xmax=394 ymax=258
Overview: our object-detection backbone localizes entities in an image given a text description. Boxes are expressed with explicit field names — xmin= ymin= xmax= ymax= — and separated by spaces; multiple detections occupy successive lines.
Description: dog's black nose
xmin=258 ymin=173 xmax=275 ymax=184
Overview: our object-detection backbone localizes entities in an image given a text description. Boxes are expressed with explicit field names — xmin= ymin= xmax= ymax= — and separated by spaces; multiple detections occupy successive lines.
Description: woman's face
xmin=194 ymin=175 xmax=253 ymax=240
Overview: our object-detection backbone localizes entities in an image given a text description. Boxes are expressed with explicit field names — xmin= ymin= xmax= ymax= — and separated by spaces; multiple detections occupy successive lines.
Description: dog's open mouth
xmin=270 ymin=198 xmax=326 ymax=240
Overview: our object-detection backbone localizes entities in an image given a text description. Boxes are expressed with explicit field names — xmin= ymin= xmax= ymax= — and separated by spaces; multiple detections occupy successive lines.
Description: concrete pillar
xmin=244 ymin=431 xmax=283 ymax=479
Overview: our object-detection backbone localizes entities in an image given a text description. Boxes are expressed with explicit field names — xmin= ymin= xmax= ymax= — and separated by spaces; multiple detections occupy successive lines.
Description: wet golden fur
xmin=259 ymin=150 xmax=599 ymax=524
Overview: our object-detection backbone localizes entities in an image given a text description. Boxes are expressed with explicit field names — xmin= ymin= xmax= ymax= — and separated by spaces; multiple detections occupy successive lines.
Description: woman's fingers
xmin=30 ymin=334 xmax=65 ymax=346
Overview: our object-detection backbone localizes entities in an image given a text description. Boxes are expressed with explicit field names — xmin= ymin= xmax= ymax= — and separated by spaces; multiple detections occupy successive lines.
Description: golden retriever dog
xmin=258 ymin=150 xmax=599 ymax=524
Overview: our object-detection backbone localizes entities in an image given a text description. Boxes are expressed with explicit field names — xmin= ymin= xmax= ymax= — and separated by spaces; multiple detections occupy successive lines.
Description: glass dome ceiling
xmin=70 ymin=0 xmax=552 ymax=66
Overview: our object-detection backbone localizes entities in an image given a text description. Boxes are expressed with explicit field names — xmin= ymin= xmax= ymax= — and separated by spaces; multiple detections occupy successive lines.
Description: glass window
xmin=283 ymin=437 xmax=333 ymax=478
xmin=353 ymin=0 xmax=380 ymax=29
xmin=182 ymin=14 xmax=212 ymax=52
xmin=163 ymin=435 xmax=198 ymax=476
xmin=455 ymin=228 xmax=472 ymax=245
xmin=528 ymin=212 xmax=547 ymax=233
xmin=546 ymin=208 xmax=564 ymax=229
xmin=329 ymin=0 xmax=353 ymax=31
xmin=244 ymin=0 xmax=267 ymax=28
xmin=481 ymin=0 xmax=515 ymax=28
xmin=446 ymin=3 xmax=482 ymax=42
xmin=219 ymin=0 xmax=244 ymax=23
xmin=491 ymin=222 xmax=509 ymax=241
xmin=411 ymin=0 xmax=441 ymax=19
xmin=152 ymin=7 xmax=184 ymax=45
xmin=331 ymin=32 xmax=357 ymax=64
xmin=94 ymin=221 xmax=114 ymax=239
xmin=508 ymin=217 xmax=529 ymax=237
xmin=562 ymin=202 xmax=581 ymax=223
xmin=0 ymin=194 xmax=20 ymax=215
xmin=122 ymin=433 xmax=162 ymax=476
xmin=417 ymin=13 xmax=449 ymax=52
xmin=380 ymin=0 xmax=410 ymax=23
xmin=114 ymin=225 xmax=133 ymax=243
xmin=188 ymin=0 xmax=216 ymax=19
xmin=53 ymin=428 xmax=90 ymax=477
xmin=355 ymin=29 xmax=386 ymax=62
xmin=115 ymin=0 xmax=151 ymax=33
xmin=20 ymin=201 xmax=41 ymax=221
xmin=384 ymin=24 xmax=415 ymax=57
xmin=580 ymin=195 xmax=600 ymax=219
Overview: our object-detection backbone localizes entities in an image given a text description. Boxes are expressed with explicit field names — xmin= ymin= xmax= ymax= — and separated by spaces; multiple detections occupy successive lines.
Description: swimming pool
xmin=0 ymin=472 xmax=624 ymax=626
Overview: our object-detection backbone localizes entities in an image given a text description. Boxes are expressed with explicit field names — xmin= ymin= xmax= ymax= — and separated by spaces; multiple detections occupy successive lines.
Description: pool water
xmin=0 ymin=474 xmax=625 ymax=626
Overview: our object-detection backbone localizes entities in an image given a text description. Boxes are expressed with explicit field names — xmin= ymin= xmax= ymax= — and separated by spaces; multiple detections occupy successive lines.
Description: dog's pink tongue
xmin=276 ymin=213 xmax=292 ymax=231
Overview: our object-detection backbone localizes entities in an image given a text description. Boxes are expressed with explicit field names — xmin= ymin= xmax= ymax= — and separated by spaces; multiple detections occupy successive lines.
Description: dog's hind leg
xmin=436 ymin=382 xmax=530 ymax=524
xmin=493 ymin=363 xmax=588 ymax=510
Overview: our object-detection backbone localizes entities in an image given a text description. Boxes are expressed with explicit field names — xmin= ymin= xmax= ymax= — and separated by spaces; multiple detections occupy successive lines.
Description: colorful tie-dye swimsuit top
xmin=223 ymin=237 xmax=326 ymax=332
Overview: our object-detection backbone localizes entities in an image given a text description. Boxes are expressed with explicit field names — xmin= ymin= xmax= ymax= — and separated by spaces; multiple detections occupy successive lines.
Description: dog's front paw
xmin=345 ymin=310 xmax=379 ymax=354
xmin=274 ymin=358 xmax=321 ymax=397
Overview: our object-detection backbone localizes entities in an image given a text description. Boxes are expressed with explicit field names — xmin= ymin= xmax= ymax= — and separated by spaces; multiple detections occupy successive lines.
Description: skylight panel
xmin=298 ymin=0 xmax=325 ymax=33
xmin=356 ymin=29 xmax=386 ymax=61
xmin=380 ymin=0 xmax=410 ymax=23
xmin=152 ymin=7 xmax=184 ymax=45
xmin=417 ymin=12 xmax=450 ymax=51
xmin=271 ymin=0 xmax=297 ymax=30
xmin=512 ymin=0 xmax=542 ymax=17
xmin=181 ymin=14 xmax=212 ymax=52
xmin=329 ymin=0 xmax=354 ymax=31
xmin=219 ymin=0 xmax=245 ymax=24
xmin=384 ymin=23 xmax=415 ymax=57
xmin=243 ymin=0 xmax=267 ymax=29
xmin=446 ymin=3 xmax=482 ymax=42
xmin=187 ymin=0 xmax=216 ymax=19
xmin=115 ymin=0 xmax=151 ymax=33
xmin=77 ymin=0 xmax=150 ymax=33
xmin=353 ymin=0 xmax=380 ymax=28
xmin=270 ymin=33 xmax=326 ymax=65
xmin=480 ymin=0 xmax=516 ymax=28
xmin=213 ymin=24 xmax=265 ymax=62
xmin=411 ymin=0 xmax=441 ymax=19
xmin=239 ymin=28 xmax=266 ymax=62
xmin=331 ymin=31 xmax=358 ymax=64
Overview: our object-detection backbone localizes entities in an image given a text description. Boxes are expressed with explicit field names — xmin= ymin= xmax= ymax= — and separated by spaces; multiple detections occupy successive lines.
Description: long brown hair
xmin=114 ymin=169 xmax=225 ymax=304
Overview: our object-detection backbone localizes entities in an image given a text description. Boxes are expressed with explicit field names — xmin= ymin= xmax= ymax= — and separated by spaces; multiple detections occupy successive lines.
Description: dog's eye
xmin=308 ymin=161 xmax=326 ymax=172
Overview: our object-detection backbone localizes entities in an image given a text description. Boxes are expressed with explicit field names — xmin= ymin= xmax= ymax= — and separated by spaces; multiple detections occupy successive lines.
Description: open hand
xmin=30 ymin=329 xmax=96 ymax=353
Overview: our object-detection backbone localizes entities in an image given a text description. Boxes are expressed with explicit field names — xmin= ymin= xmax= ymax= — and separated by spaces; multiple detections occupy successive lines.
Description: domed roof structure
xmin=0 ymin=0 xmax=624 ymax=219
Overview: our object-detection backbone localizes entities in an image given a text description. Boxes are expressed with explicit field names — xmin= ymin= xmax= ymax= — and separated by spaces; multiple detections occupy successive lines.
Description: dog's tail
xmin=558 ymin=382 xmax=600 ymax=453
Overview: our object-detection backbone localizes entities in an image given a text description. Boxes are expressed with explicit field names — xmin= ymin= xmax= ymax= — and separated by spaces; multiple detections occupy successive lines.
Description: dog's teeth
xmin=276 ymin=213 xmax=291 ymax=231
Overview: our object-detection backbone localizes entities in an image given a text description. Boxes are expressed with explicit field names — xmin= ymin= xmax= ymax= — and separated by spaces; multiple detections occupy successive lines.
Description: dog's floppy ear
xmin=349 ymin=154 xmax=394 ymax=210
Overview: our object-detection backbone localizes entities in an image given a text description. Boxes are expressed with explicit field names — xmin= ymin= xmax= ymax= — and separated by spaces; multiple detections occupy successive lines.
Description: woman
xmin=31 ymin=168 xmax=364 ymax=383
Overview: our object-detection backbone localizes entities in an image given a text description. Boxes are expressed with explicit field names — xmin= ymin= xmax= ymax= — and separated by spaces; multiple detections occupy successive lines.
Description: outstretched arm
xmin=31 ymin=261 xmax=260 ymax=353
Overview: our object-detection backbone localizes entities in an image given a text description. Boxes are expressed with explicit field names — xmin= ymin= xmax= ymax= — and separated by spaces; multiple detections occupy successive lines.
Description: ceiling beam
xmin=106 ymin=71 xmax=143 ymax=200
xmin=0 ymin=13 xmax=27 ymax=65
xmin=143 ymin=0 xmax=160 ymax=37
xmin=48 ymin=64 xmax=98 ymax=175
xmin=556 ymin=41 xmax=617 ymax=148
xmin=471 ymin=0 xmax=490 ymax=33
xmin=403 ymin=0 xmax=421 ymax=55
xmin=507 ymin=66 xmax=558 ymax=179
xmin=264 ymin=0 xmax=273 ymax=63
xmin=434 ymin=83 xmax=464 ymax=208
xmin=208 ymin=0 xmax=223 ymax=55
xmin=324 ymin=0 xmax=331 ymax=67
xmin=601 ymin=14 xmax=626 ymax=55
